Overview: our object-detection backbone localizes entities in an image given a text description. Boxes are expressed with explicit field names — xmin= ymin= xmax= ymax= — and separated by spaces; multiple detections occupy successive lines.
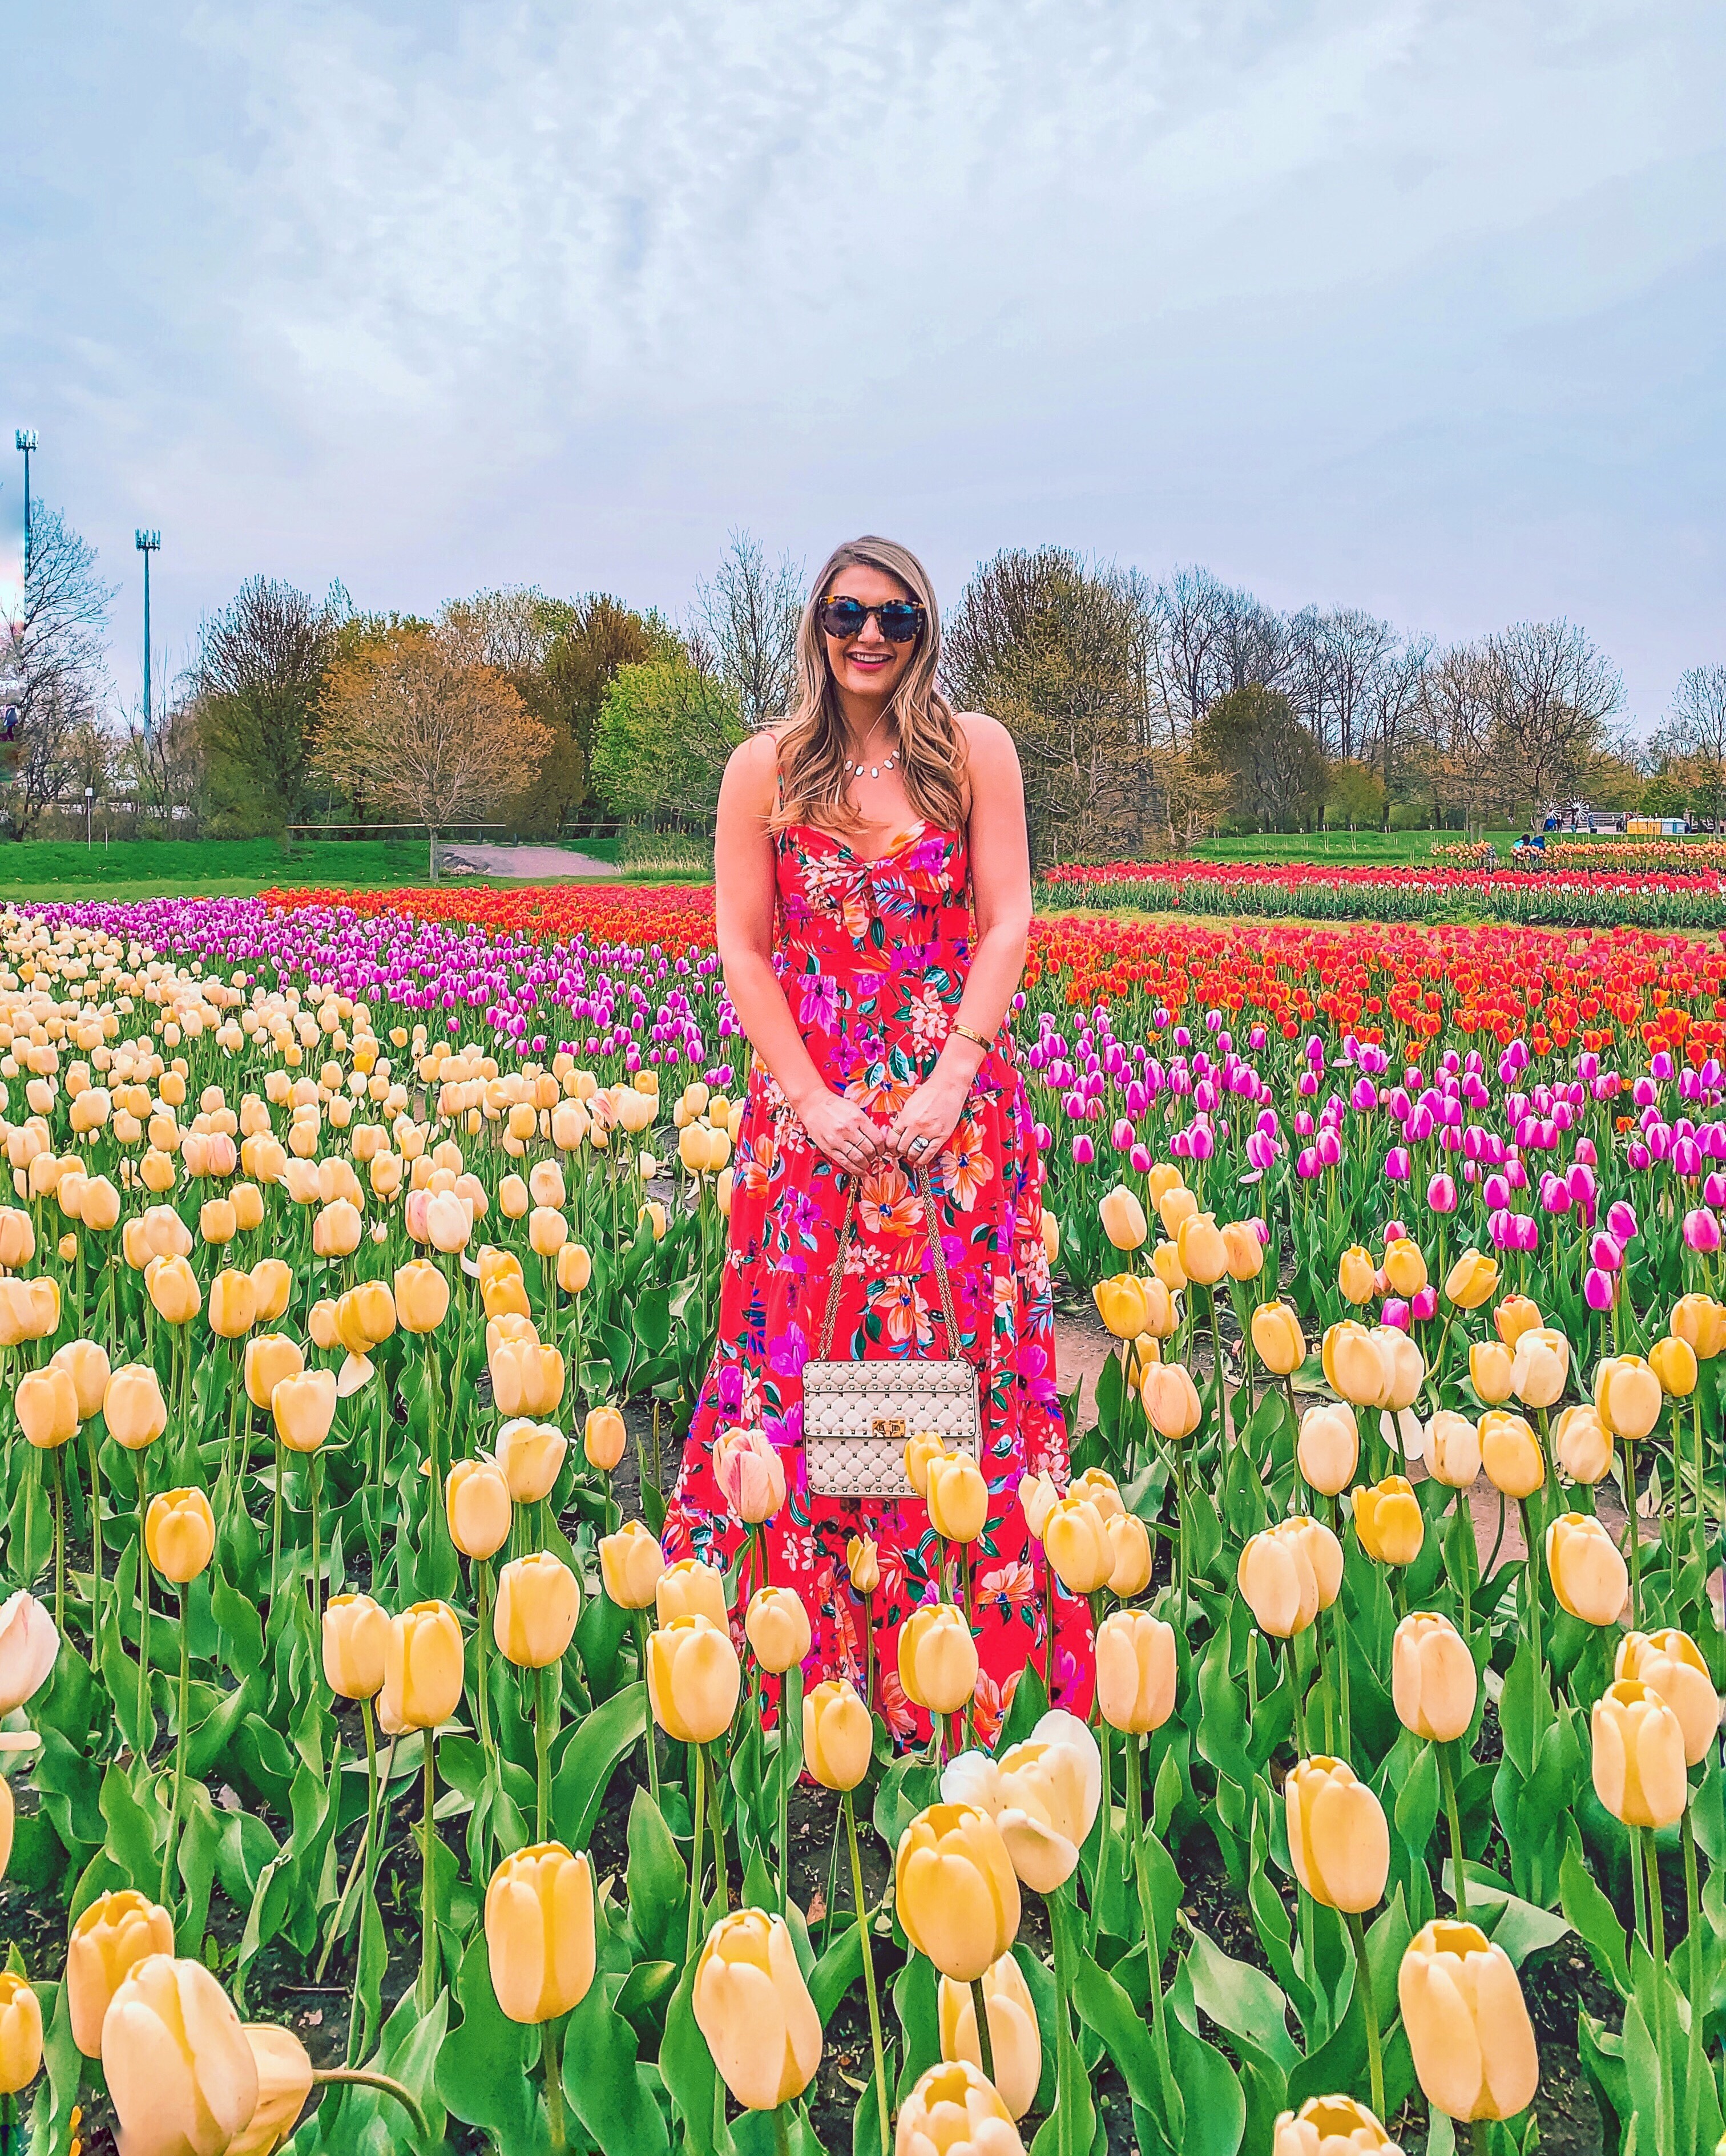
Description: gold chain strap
xmin=816 ymin=1161 xmax=961 ymax=1360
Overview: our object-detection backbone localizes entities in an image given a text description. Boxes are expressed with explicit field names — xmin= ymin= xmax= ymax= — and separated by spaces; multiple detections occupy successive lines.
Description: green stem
xmin=1642 ymin=1827 xmax=1671 ymax=2156
xmin=773 ymin=2102 xmax=792 ymax=2156
xmin=1693 ymin=1396 xmax=1708 ymax=1589
xmin=1437 ymin=1739 xmax=1469 ymax=1919
xmin=1624 ymin=1443 xmax=1643 ymax=1628
xmin=309 ymin=1448 xmax=321 ymax=1630
xmin=1088 ymin=1592 xmax=1112 ymax=1949
xmin=969 ymin=1974 xmax=996 ymax=2084
xmin=1683 ymin=1800 xmax=1704 ymax=2156
xmin=687 ymin=1741 xmax=706 ymax=1963
xmin=1345 ymin=1907 xmax=1385 ymax=2123
xmin=347 ymin=1697 xmax=379 ymax=2066
xmin=632 ymin=1610 xmax=661 ymax=1808
xmin=136 ymin=1452 xmax=151 ymax=1751
xmin=51 ymin=1444 xmax=65 ymax=1638
xmin=1048 ymin=1887 xmax=1080 ymax=2156
xmin=310 ymin=2067 xmax=430 ymax=2141
xmin=418 ymin=1727 xmax=438 ymax=2013
xmin=160 ymin=1585 xmax=189 ymax=1904
xmin=86 ymin=1420 xmax=102 ymax=1646
xmin=707 ymin=1741 xmax=728 ymax=1915
xmin=779 ymin=1664 xmax=802 ymax=1919
xmin=271 ymin=1434 xmax=284 ymax=1609
xmin=535 ymin=1662 xmax=555 ymax=1842
xmin=1126 ymin=1739 xmax=1179 ymax=2130
xmin=542 ymin=2013 xmax=567 ymax=2151
xmin=1517 ymin=1497 xmax=1544 ymax=1686
xmin=843 ymin=1790 xmax=890 ymax=2156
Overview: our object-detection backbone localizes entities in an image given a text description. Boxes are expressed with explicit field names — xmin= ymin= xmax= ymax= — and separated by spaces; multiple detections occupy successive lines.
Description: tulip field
xmin=2 ymin=888 xmax=1726 ymax=2155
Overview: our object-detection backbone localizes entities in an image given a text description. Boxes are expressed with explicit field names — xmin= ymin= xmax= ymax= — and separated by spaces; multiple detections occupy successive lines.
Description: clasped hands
xmin=798 ymin=1068 xmax=968 ymax=1177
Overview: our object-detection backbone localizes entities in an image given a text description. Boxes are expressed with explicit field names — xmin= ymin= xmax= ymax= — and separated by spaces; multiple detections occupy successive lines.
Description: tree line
xmin=5 ymin=507 xmax=1723 ymax=869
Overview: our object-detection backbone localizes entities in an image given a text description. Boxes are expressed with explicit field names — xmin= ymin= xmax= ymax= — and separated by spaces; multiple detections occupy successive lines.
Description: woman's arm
xmin=715 ymin=733 xmax=885 ymax=1172
xmin=884 ymin=712 xmax=1033 ymax=1162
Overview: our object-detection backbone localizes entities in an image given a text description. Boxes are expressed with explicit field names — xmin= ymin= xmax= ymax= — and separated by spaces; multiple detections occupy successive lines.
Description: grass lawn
xmin=1183 ymin=827 xmax=1449 ymax=863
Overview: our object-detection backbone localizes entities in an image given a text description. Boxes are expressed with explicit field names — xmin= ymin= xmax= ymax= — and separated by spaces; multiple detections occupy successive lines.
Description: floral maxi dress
xmin=664 ymin=818 xmax=1091 ymax=1745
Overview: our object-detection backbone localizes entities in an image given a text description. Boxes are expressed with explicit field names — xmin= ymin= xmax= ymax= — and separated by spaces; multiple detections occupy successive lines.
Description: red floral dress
xmin=664 ymin=818 xmax=1092 ymax=1744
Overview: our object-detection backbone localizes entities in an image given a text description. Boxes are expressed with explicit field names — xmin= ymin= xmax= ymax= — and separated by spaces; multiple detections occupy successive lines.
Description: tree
xmin=313 ymin=625 xmax=553 ymax=878
xmin=523 ymin=595 xmax=658 ymax=829
xmin=1196 ymin=686 xmax=1326 ymax=831
xmin=120 ymin=699 xmax=206 ymax=834
xmin=1485 ymin=620 xmax=1620 ymax=810
xmin=1664 ymin=665 xmax=1726 ymax=831
xmin=1325 ymin=760 xmax=1387 ymax=830
xmin=193 ymin=578 xmax=346 ymax=832
xmin=693 ymin=531 xmax=803 ymax=728
xmin=0 ymin=505 xmax=115 ymax=839
xmin=591 ymin=643 xmax=744 ymax=825
xmin=1417 ymin=643 xmax=1498 ymax=834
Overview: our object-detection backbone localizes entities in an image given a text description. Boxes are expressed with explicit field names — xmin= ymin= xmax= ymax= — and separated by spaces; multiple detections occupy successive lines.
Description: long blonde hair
xmin=771 ymin=535 xmax=967 ymax=835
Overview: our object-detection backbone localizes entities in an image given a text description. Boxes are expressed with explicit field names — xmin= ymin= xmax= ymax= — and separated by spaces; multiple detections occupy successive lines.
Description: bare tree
xmin=692 ymin=531 xmax=804 ymax=728
xmin=1418 ymin=643 xmax=1499 ymax=836
xmin=121 ymin=697 xmax=206 ymax=833
xmin=193 ymin=577 xmax=347 ymax=829
xmin=1366 ymin=633 xmax=1433 ymax=805
xmin=0 ymin=505 xmax=115 ymax=839
xmin=1287 ymin=606 xmax=1400 ymax=764
xmin=1485 ymin=620 xmax=1622 ymax=811
xmin=313 ymin=625 xmax=554 ymax=878
xmin=1665 ymin=664 xmax=1726 ymax=831
xmin=439 ymin=588 xmax=571 ymax=677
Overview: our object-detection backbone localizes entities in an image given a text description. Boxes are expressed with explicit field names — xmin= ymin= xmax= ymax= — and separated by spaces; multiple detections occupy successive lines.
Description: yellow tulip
xmin=0 ymin=1972 xmax=42 ymax=2097
xmin=242 ymin=1334 xmax=303 ymax=1412
xmin=308 ymin=1297 xmax=339 ymax=1351
xmin=599 ymin=1521 xmax=667 ymax=1610
xmin=381 ymin=1601 xmax=465 ymax=1730
xmin=485 ymin=1842 xmax=596 ymax=2023
xmin=803 ymin=1678 xmax=873 ymax=1791
xmin=66 ymin=1889 xmax=176 ymax=2057
xmin=848 ymin=1533 xmax=881 ymax=1593
xmin=1098 ymin=1185 xmax=1147 ymax=1251
xmin=1337 ymin=1245 xmax=1377 ymax=1305
xmin=556 ymin=1241 xmax=592 ymax=1294
xmin=1443 ymin=1250 xmax=1499 ymax=1310
xmin=15 ymin=1366 xmax=78 ymax=1450
xmin=1552 ymin=1403 xmax=1612 ymax=1485
xmin=49 ymin=1338 xmax=111 ymax=1422
xmin=1176 ymin=1211 xmax=1228 ymax=1286
xmin=927 ymin=1450 xmax=989 ymax=1544
xmin=1493 ymin=1294 xmax=1543 ymax=1348
xmin=1140 ymin=1360 xmax=1201 ymax=1441
xmin=494 ymin=1554 xmax=580 ymax=1669
xmin=1105 ymin=1511 xmax=1152 ymax=1597
xmin=693 ymin=1907 xmax=822 ymax=2111
xmin=1095 ymin=1608 xmax=1177 ymax=1734
xmin=1239 ymin=1527 xmax=1319 ymax=1638
xmin=203 ymin=1267 xmax=257 ymax=1340
xmin=1544 ymin=1513 xmax=1628 ymax=1626
xmin=896 ymin=2059 xmax=1025 ymax=2156
xmin=1422 ymin=1411 xmax=1482 ymax=1491
xmin=446 ymin=1457 xmax=512 ymax=1561
xmin=1042 ymin=1496 xmax=1114 ymax=1596
xmin=1278 ymin=1515 xmax=1342 ymax=1610
xmin=1324 ymin=1321 xmax=1385 ymax=1409
xmin=899 ymin=1604 xmax=980 ymax=1714
xmin=647 ymin=1615 xmax=741 ymax=1744
xmin=102 ymin=1955 xmax=259 ymax=2153
xmin=0 ymin=1275 xmax=57 ymax=1345
xmin=1150 ymin=1239 xmax=1187 ymax=1295
xmin=0 ymin=1590 xmax=59 ymax=1716
xmin=1252 ymin=1299 xmax=1306 ymax=1376
xmin=1272 ymin=2096 xmax=1401 ymax=2156
xmin=1285 ymin=1757 xmax=1389 ymax=1912
xmin=393 ymin=1258 xmax=450 ymax=1333
xmin=1398 ymin=1920 xmax=1539 ymax=2123
xmin=491 ymin=1339 xmax=565 ymax=1419
xmin=1671 ymin=1292 xmax=1725 ymax=1361
xmin=938 ymin=1951 xmax=1042 ymax=2120
xmin=231 ymin=2024 xmax=316 ymax=2156
xmin=1591 ymin=1679 xmax=1687 ymax=1830
xmin=744 ymin=1585 xmax=812 ymax=1675
xmin=655 ymin=1555 xmax=728 ymax=1629
xmin=1221 ymin=1219 xmax=1266 ymax=1281
xmin=271 ymin=1368 xmax=337 ymax=1454
xmin=1092 ymin=1273 xmax=1150 ymax=1341
xmin=1650 ymin=1335 xmax=1699 ymax=1398
xmin=1594 ymin=1354 xmax=1663 ymax=1441
xmin=1392 ymin=1612 xmax=1477 ymax=1744
xmin=1509 ymin=1327 xmax=1568 ymax=1411
xmin=494 ymin=1418 xmax=568 ymax=1504
xmin=1615 ymin=1630 xmax=1721 ymax=1767
xmin=583 ymin=1404 xmax=627 ymax=1472
xmin=146 ymin=1487 xmax=216 ymax=1584
xmin=1156 ymin=1181 xmax=1197 ymax=1235
xmin=894 ymin=1802 xmax=1021 ymax=1983
xmin=1468 ymin=1339 xmax=1514 ymax=1408
xmin=1372 ymin=1326 xmax=1425 ymax=1412
xmin=1297 ymin=1402 xmax=1360 ymax=1496
xmin=200 ymin=1197 xmax=238 ymax=1248
xmin=1351 ymin=1477 xmax=1424 ymax=1566
xmin=983 ymin=1709 xmax=1103 ymax=1890
xmin=1382 ymin=1237 xmax=1428 ymax=1298
xmin=146 ymin=1254 xmax=200 ymax=1326
xmin=1479 ymin=1411 xmax=1544 ymax=1500
xmin=321 ymin=1592 xmax=390 ymax=1701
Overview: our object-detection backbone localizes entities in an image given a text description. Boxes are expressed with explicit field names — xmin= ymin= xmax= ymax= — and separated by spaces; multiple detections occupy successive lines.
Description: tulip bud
xmin=1591 ymin=1679 xmax=1688 ymax=1830
xmin=201 ymin=1200 xmax=240 ymax=1252
xmin=938 ymin=1951 xmax=1042 ymax=2119
xmin=485 ymin=1842 xmax=596 ymax=2024
xmin=745 ymin=1585 xmax=812 ymax=1674
xmin=1094 ymin=1608 xmax=1176 ymax=1735
xmin=308 ymin=1297 xmax=339 ymax=1350
xmin=1392 ymin=1612 xmax=1477 ymax=1743
xmin=393 ymin=1258 xmax=450 ymax=1333
xmin=556 ymin=1241 xmax=592 ymax=1294
xmin=322 ymin=1592 xmax=390 ymax=1700
xmin=599 ymin=1520 xmax=667 ymax=1610
xmin=1594 ymin=1354 xmax=1664 ymax=1441
xmin=1650 ymin=1335 xmax=1698 ymax=1398
xmin=1155 ymin=1177 xmax=1195 ymax=1232
xmin=1324 ymin=1321 xmax=1386 ymax=1409
xmin=446 ymin=1457 xmax=513 ymax=1561
xmin=16 ymin=1366 xmax=78 ymax=1450
xmin=241 ymin=1333 xmax=302 ymax=1412
xmin=1479 ymin=1411 xmax=1544 ymax=1500
xmin=1468 ymin=1339 xmax=1514 ymax=1407
xmin=927 ymin=1450 xmax=989 ymax=1544
xmin=1092 ymin=1273 xmax=1149 ymax=1341
xmin=233 ymin=2023 xmax=316 ymax=2156
xmin=899 ymin=1604 xmax=981 ymax=1714
xmin=1140 ymin=1360 xmax=1201 ymax=1441
xmin=1493 ymin=1294 xmax=1542 ymax=1348
xmin=0 ymin=1591 xmax=59 ymax=1714
xmin=381 ymin=1601 xmax=465 ymax=1730
xmin=0 ymin=1973 xmax=42 ymax=2097
xmin=146 ymin=1253 xmax=201 ymax=1325
xmin=1223 ymin=1218 xmax=1266 ymax=1281
xmin=49 ymin=1338 xmax=111 ymax=1422
xmin=1671 ymin=1292 xmax=1725 ymax=1361
xmin=583 ymin=1404 xmax=627 ymax=1471
xmin=1338 ymin=1245 xmax=1376 ymax=1305
xmin=491 ymin=1339 xmax=565 ymax=1419
xmin=1042 ymin=1496 xmax=1114 ymax=1596
xmin=1422 ymin=1410 xmax=1482 ymax=1490
xmin=1105 ymin=1509 xmax=1152 ymax=1597
xmin=847 ymin=1533 xmax=881 ymax=1593
xmin=656 ymin=1555 xmax=728 ymax=1629
xmin=902 ymin=1426 xmax=946 ymax=1498
xmin=693 ymin=1907 xmax=822 ymax=2111
xmin=1176 ymin=1211 xmax=1228 ymax=1286
xmin=1509 ymin=1326 xmax=1568 ymax=1410
xmin=895 ymin=1802 xmax=1021 ymax=1982
xmin=271 ymin=1367 xmax=337 ymax=1454
xmin=803 ymin=1678 xmax=873 ymax=1791
xmin=494 ymin=1554 xmax=580 ymax=1669
xmin=1272 ymin=2096 xmax=1402 ymax=2156
xmin=1352 ymin=1477 xmax=1425 ymax=1566
xmin=103 ymin=1956 xmax=257 ymax=2150
xmin=1251 ymin=1299 xmax=1306 ymax=1378
xmin=1098 ymin=1185 xmax=1147 ymax=1251
xmin=495 ymin=1418 xmax=568 ymax=1503
xmin=1382 ymin=1237 xmax=1428 ymax=1299
xmin=1239 ymin=1527 xmax=1319 ymax=1637
xmin=1545 ymin=1513 xmax=1628 ymax=1626
xmin=1552 ymin=1403 xmax=1612 ymax=1485
xmin=950 ymin=1708 xmax=1103 ymax=1892
xmin=647 ymin=1614 xmax=741 ymax=1743
xmin=1285 ymin=1757 xmax=1389 ymax=1912
xmin=1297 ymin=1402 xmax=1359 ymax=1495
xmin=146 ymin=1486 xmax=215 ymax=1583
xmin=66 ymin=1889 xmax=176 ymax=2057
xmin=897 ymin=2060 xmax=1025 ymax=2156
xmin=1398 ymin=1919 xmax=1538 ymax=2123
xmin=1443 ymin=1250 xmax=1499 ymax=1309
xmin=1616 ymin=1630 xmax=1721 ymax=1767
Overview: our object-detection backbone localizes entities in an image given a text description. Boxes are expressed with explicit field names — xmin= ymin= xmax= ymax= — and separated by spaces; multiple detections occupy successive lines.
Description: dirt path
xmin=437 ymin=842 xmax=618 ymax=878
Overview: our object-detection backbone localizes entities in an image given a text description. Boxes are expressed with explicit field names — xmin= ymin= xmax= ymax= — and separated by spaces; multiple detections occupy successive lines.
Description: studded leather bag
xmin=802 ymin=1164 xmax=981 ymax=1500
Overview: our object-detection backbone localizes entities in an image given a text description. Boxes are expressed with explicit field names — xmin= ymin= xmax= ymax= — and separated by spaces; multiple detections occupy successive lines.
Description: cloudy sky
xmin=8 ymin=0 xmax=1724 ymax=725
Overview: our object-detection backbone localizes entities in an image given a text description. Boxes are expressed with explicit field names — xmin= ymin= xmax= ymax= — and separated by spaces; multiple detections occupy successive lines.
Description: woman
xmin=663 ymin=535 xmax=1088 ymax=1742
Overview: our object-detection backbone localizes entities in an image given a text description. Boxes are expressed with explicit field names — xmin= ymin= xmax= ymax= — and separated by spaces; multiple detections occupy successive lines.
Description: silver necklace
xmin=842 ymin=728 xmax=898 ymax=781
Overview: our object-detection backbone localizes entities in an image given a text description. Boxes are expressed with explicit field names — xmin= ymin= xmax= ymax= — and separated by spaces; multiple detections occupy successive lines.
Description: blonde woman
xmin=663 ymin=535 xmax=1087 ymax=1739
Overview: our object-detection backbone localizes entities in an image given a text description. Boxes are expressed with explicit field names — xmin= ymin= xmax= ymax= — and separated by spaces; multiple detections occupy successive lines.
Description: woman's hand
xmin=797 ymin=1088 xmax=886 ymax=1175
xmin=885 ymin=1066 xmax=971 ymax=1167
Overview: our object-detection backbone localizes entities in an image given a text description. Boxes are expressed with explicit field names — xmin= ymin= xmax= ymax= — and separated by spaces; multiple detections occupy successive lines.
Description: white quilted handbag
xmin=803 ymin=1164 xmax=981 ymax=1500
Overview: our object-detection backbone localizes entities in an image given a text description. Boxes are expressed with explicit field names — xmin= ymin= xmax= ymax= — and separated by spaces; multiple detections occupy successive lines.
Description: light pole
xmin=14 ymin=430 xmax=37 ymax=580
xmin=135 ymin=529 xmax=161 ymax=740
xmin=85 ymin=786 xmax=94 ymax=850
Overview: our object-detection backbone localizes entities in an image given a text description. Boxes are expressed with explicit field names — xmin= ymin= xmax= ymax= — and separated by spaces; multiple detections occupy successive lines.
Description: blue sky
xmin=7 ymin=1 xmax=1724 ymax=728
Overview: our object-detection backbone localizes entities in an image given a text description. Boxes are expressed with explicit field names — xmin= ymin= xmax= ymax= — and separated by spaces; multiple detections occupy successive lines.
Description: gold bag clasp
xmin=870 ymin=1415 xmax=907 ymax=1444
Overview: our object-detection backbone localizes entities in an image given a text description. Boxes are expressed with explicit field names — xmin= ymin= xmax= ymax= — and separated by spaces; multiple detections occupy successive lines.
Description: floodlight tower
xmin=14 ymin=430 xmax=37 ymax=578
xmin=135 ymin=528 xmax=162 ymax=739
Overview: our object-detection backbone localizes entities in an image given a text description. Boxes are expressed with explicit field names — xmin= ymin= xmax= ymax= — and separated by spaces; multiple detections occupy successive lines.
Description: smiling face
xmin=820 ymin=562 xmax=920 ymax=720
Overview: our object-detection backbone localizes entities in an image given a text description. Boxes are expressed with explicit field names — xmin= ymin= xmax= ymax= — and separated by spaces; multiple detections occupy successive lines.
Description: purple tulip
xmin=1111 ymin=1117 xmax=1134 ymax=1152
xmin=1316 ymin=1128 xmax=1342 ymax=1170
xmin=1584 ymin=1266 xmax=1616 ymax=1312
xmin=1384 ymin=1146 xmax=1412 ymax=1182
xmin=1427 ymin=1173 xmax=1458 ymax=1214
xmin=1483 ymin=1172 xmax=1511 ymax=1212
xmin=1072 ymin=1134 xmax=1095 ymax=1165
xmin=1590 ymin=1231 xmax=1624 ymax=1273
xmin=1129 ymin=1142 xmax=1152 ymax=1174
xmin=1607 ymin=1200 xmax=1639 ymax=1244
xmin=1411 ymin=1285 xmax=1439 ymax=1322
xmin=1684 ymin=1207 xmax=1722 ymax=1254
xmin=1381 ymin=1297 xmax=1412 ymax=1331
xmin=1296 ymin=1146 xmax=1321 ymax=1180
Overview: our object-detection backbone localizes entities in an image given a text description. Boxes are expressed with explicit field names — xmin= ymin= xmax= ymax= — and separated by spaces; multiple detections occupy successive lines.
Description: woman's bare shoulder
xmin=722 ymin=728 xmax=781 ymax=810
xmin=952 ymin=709 xmax=1019 ymax=774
